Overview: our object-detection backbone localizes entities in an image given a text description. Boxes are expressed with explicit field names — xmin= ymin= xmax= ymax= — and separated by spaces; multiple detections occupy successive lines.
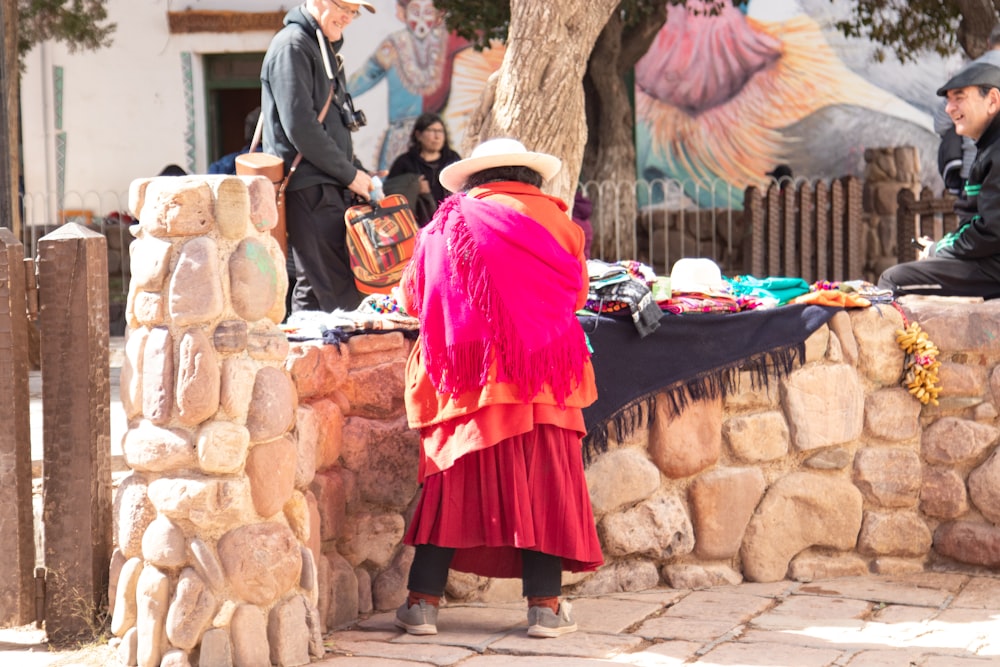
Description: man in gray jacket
xmin=261 ymin=0 xmax=376 ymax=312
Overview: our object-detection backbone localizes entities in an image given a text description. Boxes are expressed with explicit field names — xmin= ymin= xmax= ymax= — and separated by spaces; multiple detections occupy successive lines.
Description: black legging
xmin=408 ymin=544 xmax=562 ymax=598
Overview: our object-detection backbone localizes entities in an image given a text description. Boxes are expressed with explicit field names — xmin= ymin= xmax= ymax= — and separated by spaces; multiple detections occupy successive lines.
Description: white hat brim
xmin=349 ymin=0 xmax=376 ymax=13
xmin=439 ymin=151 xmax=562 ymax=193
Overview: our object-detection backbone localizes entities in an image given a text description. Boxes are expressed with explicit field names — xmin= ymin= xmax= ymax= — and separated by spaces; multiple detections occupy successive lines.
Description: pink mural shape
xmin=636 ymin=1 xmax=781 ymax=114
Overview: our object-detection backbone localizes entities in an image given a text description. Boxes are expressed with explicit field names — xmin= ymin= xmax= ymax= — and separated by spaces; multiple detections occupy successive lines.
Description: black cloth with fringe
xmin=579 ymin=304 xmax=840 ymax=463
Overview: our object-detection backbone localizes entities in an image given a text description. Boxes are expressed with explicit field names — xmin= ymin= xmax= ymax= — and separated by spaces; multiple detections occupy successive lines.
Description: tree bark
xmin=955 ymin=0 xmax=999 ymax=57
xmin=582 ymin=3 xmax=667 ymax=260
xmin=463 ymin=0 xmax=619 ymax=205
xmin=0 ymin=0 xmax=20 ymax=238
xmin=586 ymin=11 xmax=636 ymax=259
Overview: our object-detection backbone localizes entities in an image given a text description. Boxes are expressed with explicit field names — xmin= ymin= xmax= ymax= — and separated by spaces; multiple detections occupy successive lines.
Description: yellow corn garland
xmin=894 ymin=321 xmax=941 ymax=405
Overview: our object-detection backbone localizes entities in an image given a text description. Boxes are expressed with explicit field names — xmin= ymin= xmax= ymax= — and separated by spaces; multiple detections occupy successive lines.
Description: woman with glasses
xmin=384 ymin=112 xmax=462 ymax=225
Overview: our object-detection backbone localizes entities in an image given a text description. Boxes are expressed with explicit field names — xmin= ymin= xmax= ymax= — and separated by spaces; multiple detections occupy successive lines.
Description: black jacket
xmin=260 ymin=5 xmax=365 ymax=191
xmin=386 ymin=146 xmax=462 ymax=205
xmin=935 ymin=113 xmax=1000 ymax=278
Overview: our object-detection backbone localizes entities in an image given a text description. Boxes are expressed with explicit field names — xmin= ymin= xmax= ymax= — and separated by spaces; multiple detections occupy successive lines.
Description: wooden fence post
xmin=744 ymin=186 xmax=763 ymax=276
xmin=0 ymin=228 xmax=35 ymax=627
xmin=36 ymin=223 xmax=112 ymax=645
xmin=842 ymin=176 xmax=865 ymax=282
xmin=797 ymin=182 xmax=815 ymax=284
xmin=766 ymin=184 xmax=781 ymax=276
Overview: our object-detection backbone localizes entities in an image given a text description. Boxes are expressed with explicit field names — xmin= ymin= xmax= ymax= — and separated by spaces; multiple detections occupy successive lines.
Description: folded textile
xmin=585 ymin=278 xmax=661 ymax=338
xmin=586 ymin=258 xmax=628 ymax=281
xmin=728 ymin=275 xmax=811 ymax=305
xmin=791 ymin=290 xmax=871 ymax=308
xmin=282 ymin=303 xmax=419 ymax=343
xmin=838 ymin=280 xmax=894 ymax=304
xmin=659 ymin=293 xmax=742 ymax=314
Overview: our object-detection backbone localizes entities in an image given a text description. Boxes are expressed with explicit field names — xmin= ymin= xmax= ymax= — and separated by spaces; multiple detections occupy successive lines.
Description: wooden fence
xmin=585 ymin=176 xmax=869 ymax=283
xmin=743 ymin=176 xmax=865 ymax=284
xmin=0 ymin=225 xmax=112 ymax=645
xmin=895 ymin=187 xmax=960 ymax=264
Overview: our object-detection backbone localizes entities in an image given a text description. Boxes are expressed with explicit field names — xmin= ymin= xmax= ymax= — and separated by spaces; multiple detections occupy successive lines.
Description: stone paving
xmin=5 ymin=573 xmax=999 ymax=666
xmin=309 ymin=573 xmax=1000 ymax=666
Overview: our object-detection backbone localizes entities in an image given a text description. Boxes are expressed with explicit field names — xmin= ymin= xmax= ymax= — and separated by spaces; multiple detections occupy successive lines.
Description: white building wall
xmin=20 ymin=0 xmax=394 ymax=224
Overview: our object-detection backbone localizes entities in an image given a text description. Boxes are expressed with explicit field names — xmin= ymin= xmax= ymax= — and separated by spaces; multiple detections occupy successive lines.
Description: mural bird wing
xmin=635 ymin=0 xmax=937 ymax=209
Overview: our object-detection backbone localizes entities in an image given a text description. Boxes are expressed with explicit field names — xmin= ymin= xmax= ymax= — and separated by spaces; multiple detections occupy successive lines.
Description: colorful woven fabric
xmin=659 ymin=293 xmax=742 ymax=314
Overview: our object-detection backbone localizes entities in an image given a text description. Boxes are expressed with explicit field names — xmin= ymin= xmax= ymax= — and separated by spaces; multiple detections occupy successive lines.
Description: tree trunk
xmin=582 ymin=4 xmax=667 ymax=261
xmin=956 ymin=0 xmax=999 ymax=57
xmin=0 ymin=0 xmax=20 ymax=238
xmin=585 ymin=12 xmax=636 ymax=260
xmin=463 ymin=0 xmax=619 ymax=205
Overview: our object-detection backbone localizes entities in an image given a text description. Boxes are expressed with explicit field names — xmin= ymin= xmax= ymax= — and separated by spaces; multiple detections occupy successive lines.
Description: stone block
xmin=649 ymin=395 xmax=721 ymax=478
xmin=585 ymin=447 xmax=661 ymax=516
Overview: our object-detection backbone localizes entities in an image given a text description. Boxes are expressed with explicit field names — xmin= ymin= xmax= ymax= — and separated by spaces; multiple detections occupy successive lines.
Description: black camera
xmin=341 ymin=93 xmax=366 ymax=132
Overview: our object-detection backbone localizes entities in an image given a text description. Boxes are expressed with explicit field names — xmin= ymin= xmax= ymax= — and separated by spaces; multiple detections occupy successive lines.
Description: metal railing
xmin=580 ymin=178 xmax=744 ymax=276
xmin=18 ymin=190 xmax=133 ymax=303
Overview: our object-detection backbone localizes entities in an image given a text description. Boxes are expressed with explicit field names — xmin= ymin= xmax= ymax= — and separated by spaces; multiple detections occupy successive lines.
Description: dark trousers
xmin=408 ymin=544 xmax=563 ymax=598
xmin=285 ymin=183 xmax=362 ymax=313
xmin=878 ymin=257 xmax=1000 ymax=299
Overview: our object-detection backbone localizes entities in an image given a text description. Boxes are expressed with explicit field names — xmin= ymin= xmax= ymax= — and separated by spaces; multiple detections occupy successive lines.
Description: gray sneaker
xmin=527 ymin=601 xmax=577 ymax=638
xmin=395 ymin=599 xmax=438 ymax=635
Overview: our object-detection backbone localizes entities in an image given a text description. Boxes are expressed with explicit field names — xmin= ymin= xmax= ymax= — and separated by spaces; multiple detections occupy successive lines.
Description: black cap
xmin=766 ymin=164 xmax=793 ymax=179
xmin=937 ymin=61 xmax=1000 ymax=96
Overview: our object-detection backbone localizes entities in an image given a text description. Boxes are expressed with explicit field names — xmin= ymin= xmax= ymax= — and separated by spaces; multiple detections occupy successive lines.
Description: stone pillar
xmin=861 ymin=146 xmax=921 ymax=281
xmin=36 ymin=223 xmax=112 ymax=644
xmin=0 ymin=228 xmax=35 ymax=626
xmin=111 ymin=174 xmax=320 ymax=667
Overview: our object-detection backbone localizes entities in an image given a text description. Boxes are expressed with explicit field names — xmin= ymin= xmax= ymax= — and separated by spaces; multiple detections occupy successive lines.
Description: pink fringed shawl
xmin=403 ymin=193 xmax=590 ymax=403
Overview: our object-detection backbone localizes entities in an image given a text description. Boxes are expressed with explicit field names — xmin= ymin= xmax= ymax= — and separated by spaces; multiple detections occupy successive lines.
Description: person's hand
xmin=347 ymin=170 xmax=374 ymax=200
xmin=913 ymin=235 xmax=934 ymax=260
xmin=417 ymin=175 xmax=431 ymax=195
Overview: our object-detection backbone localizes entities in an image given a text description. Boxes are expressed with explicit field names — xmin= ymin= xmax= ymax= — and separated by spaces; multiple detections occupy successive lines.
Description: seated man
xmin=878 ymin=62 xmax=1000 ymax=299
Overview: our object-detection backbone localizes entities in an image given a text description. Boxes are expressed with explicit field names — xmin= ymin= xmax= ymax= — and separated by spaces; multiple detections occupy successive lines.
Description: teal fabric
xmin=727 ymin=275 xmax=810 ymax=305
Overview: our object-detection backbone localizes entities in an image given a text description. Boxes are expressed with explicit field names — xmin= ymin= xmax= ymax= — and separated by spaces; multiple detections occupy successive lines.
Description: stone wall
xmin=290 ymin=299 xmax=1000 ymax=632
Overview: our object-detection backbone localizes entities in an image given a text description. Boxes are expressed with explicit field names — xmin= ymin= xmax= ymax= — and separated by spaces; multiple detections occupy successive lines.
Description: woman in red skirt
xmin=395 ymin=137 xmax=603 ymax=638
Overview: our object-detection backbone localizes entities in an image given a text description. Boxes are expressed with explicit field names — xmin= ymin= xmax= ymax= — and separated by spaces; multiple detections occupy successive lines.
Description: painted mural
xmin=347 ymin=0 xmax=505 ymax=172
xmin=634 ymin=0 xmax=960 ymax=209
xmin=348 ymin=0 xmax=957 ymax=210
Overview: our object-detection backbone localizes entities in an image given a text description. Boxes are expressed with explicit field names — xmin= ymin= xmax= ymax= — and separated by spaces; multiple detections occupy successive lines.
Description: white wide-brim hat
xmin=669 ymin=257 xmax=728 ymax=294
xmin=439 ymin=137 xmax=562 ymax=193
xmin=346 ymin=0 xmax=376 ymax=13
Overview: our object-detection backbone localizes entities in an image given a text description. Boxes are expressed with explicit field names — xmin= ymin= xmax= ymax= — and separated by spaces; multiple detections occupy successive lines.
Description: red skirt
xmin=404 ymin=423 xmax=604 ymax=578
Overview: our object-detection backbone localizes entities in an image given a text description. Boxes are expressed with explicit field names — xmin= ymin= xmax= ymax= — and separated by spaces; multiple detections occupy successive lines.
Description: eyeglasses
xmin=422 ymin=128 xmax=445 ymax=135
xmin=329 ymin=0 xmax=361 ymax=19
